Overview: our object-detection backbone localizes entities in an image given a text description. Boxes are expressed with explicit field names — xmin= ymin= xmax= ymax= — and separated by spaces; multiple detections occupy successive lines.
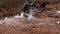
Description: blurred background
xmin=0 ymin=0 xmax=60 ymax=19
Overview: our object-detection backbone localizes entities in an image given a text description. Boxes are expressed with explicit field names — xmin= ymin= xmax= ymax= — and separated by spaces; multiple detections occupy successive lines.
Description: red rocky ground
xmin=0 ymin=0 xmax=60 ymax=34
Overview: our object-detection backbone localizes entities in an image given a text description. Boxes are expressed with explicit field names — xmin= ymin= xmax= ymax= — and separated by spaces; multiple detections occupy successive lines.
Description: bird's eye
xmin=31 ymin=8 xmax=33 ymax=9
xmin=38 ymin=8 xmax=41 ymax=10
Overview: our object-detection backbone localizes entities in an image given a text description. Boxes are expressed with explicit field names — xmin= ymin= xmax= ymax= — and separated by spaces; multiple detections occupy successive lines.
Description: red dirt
xmin=0 ymin=1 xmax=60 ymax=34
